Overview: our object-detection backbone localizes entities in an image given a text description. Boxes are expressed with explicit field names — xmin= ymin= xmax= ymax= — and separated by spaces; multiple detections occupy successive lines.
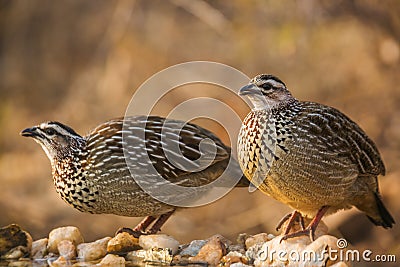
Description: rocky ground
xmin=0 ymin=223 xmax=350 ymax=266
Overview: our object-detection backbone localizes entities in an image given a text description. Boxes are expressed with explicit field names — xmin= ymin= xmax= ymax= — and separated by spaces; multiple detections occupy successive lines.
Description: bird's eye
xmin=45 ymin=128 xmax=56 ymax=136
xmin=261 ymin=83 xmax=272 ymax=90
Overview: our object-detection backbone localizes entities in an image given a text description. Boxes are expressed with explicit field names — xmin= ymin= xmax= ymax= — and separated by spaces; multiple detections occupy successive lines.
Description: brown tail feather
xmin=366 ymin=192 xmax=395 ymax=229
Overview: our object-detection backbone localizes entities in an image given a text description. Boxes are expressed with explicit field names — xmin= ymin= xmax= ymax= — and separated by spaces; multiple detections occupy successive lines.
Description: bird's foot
xmin=280 ymin=228 xmax=312 ymax=242
xmin=115 ymin=227 xmax=144 ymax=238
xmin=280 ymin=225 xmax=317 ymax=242
xmin=115 ymin=227 xmax=161 ymax=237
xmin=115 ymin=215 xmax=158 ymax=237
xmin=115 ymin=210 xmax=175 ymax=238
xmin=276 ymin=213 xmax=292 ymax=231
xmin=143 ymin=210 xmax=175 ymax=234
xmin=276 ymin=211 xmax=305 ymax=234
xmin=279 ymin=206 xmax=329 ymax=242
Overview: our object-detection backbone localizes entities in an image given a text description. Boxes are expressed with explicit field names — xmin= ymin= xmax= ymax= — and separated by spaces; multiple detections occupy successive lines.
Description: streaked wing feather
xmin=85 ymin=116 xmax=229 ymax=184
xmin=299 ymin=103 xmax=385 ymax=177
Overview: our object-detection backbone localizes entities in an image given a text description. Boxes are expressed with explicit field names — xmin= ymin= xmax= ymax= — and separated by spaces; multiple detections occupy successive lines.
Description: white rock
xmin=254 ymin=235 xmax=310 ymax=267
xmin=179 ymin=240 xmax=207 ymax=256
xmin=139 ymin=234 xmax=180 ymax=255
xmin=99 ymin=254 xmax=125 ymax=266
xmin=267 ymin=234 xmax=275 ymax=240
xmin=253 ymin=233 xmax=349 ymax=267
xmin=245 ymin=243 xmax=263 ymax=262
xmin=77 ymin=236 xmax=111 ymax=261
xmin=31 ymin=238 xmax=48 ymax=259
xmin=305 ymin=235 xmax=350 ymax=266
xmin=57 ymin=240 xmax=76 ymax=260
xmin=245 ymin=233 xmax=272 ymax=249
xmin=127 ymin=248 xmax=173 ymax=264
xmin=47 ymin=226 xmax=84 ymax=254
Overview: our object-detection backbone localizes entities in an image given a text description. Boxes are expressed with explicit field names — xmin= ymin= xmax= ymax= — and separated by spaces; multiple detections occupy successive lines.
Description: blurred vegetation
xmin=0 ymin=1 xmax=399 ymax=266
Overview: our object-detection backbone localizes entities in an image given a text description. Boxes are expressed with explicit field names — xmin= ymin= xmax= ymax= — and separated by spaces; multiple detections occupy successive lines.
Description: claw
xmin=280 ymin=226 xmax=316 ymax=242
xmin=299 ymin=215 xmax=305 ymax=230
xmin=279 ymin=206 xmax=329 ymax=242
xmin=145 ymin=210 xmax=175 ymax=234
xmin=115 ymin=210 xmax=176 ymax=238
xmin=276 ymin=211 xmax=304 ymax=235
xmin=276 ymin=212 xmax=293 ymax=232
xmin=115 ymin=227 xmax=143 ymax=238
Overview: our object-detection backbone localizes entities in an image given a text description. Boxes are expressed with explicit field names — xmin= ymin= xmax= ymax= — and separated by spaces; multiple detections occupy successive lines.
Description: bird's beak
xmin=239 ymin=83 xmax=259 ymax=96
xmin=20 ymin=126 xmax=41 ymax=138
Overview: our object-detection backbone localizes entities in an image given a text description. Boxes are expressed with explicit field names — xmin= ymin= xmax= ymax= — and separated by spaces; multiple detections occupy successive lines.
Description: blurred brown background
xmin=0 ymin=0 xmax=399 ymax=265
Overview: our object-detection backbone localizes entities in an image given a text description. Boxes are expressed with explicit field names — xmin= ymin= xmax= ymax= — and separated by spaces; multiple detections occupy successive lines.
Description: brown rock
xmin=221 ymin=251 xmax=249 ymax=266
xmin=209 ymin=234 xmax=232 ymax=248
xmin=189 ymin=235 xmax=227 ymax=265
xmin=0 ymin=224 xmax=32 ymax=258
xmin=107 ymin=232 xmax=140 ymax=253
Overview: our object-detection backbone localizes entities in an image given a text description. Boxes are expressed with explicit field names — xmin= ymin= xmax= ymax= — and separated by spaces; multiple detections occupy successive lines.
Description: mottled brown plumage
xmin=21 ymin=116 xmax=248 ymax=234
xmin=238 ymin=74 xmax=394 ymax=240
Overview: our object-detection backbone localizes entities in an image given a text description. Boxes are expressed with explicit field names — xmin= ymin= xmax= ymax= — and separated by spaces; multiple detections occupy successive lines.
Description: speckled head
xmin=239 ymin=74 xmax=294 ymax=110
xmin=21 ymin=121 xmax=84 ymax=162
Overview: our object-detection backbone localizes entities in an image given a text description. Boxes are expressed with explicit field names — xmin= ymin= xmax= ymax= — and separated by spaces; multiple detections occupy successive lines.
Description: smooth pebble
xmin=179 ymin=239 xmax=207 ymax=257
xmin=47 ymin=226 xmax=83 ymax=254
xmin=99 ymin=254 xmax=125 ymax=266
xmin=77 ymin=236 xmax=111 ymax=261
xmin=57 ymin=240 xmax=76 ymax=260
xmin=139 ymin=234 xmax=179 ymax=255
xmin=31 ymin=238 xmax=48 ymax=259
xmin=189 ymin=235 xmax=226 ymax=265
xmin=107 ymin=232 xmax=140 ymax=253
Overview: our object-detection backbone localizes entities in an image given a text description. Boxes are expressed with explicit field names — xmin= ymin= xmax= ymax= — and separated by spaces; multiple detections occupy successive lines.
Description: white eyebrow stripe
xmin=266 ymin=79 xmax=286 ymax=89
xmin=38 ymin=123 xmax=80 ymax=139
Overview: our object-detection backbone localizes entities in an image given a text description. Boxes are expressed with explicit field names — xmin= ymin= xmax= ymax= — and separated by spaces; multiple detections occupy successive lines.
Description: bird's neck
xmin=250 ymin=95 xmax=298 ymax=111
xmin=50 ymin=138 xmax=87 ymax=179
xmin=52 ymin=157 xmax=80 ymax=179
